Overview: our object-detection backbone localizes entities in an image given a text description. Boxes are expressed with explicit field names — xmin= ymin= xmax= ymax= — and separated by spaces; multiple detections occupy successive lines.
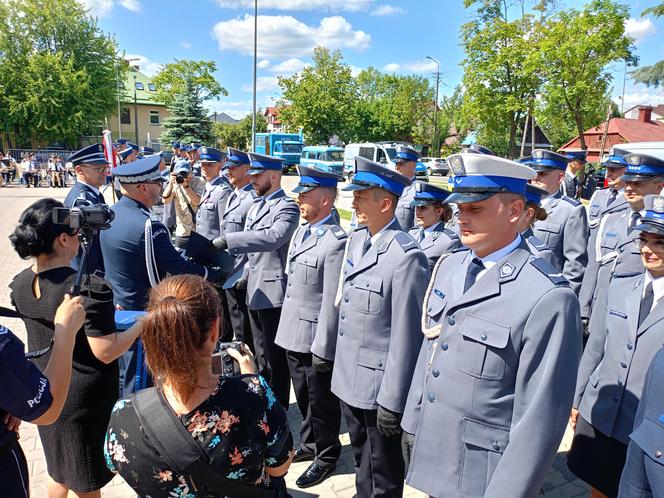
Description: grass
xmin=337 ymin=207 xmax=353 ymax=221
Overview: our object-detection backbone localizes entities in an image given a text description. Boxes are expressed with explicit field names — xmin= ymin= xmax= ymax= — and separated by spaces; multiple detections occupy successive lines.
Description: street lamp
xmin=117 ymin=56 xmax=139 ymax=140
xmin=426 ymin=56 xmax=440 ymax=156
xmin=251 ymin=0 xmax=257 ymax=152
xmin=133 ymin=73 xmax=139 ymax=145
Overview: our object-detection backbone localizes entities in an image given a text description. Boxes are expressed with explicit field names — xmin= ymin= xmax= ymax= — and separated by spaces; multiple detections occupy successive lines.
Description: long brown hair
xmin=141 ymin=275 xmax=222 ymax=402
xmin=525 ymin=201 xmax=548 ymax=227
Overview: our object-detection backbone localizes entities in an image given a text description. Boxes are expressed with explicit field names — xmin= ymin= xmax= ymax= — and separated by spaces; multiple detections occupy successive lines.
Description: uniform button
xmin=619 ymin=247 xmax=624 ymax=253
xmin=620 ymin=361 xmax=627 ymax=368
xmin=290 ymin=268 xmax=294 ymax=274
xmin=288 ymin=283 xmax=292 ymax=288
xmin=617 ymin=379 xmax=623 ymax=386
xmin=491 ymin=441 xmax=500 ymax=451
xmin=344 ymin=270 xmax=347 ymax=275
xmin=441 ymin=343 xmax=449 ymax=351
xmin=480 ymin=334 xmax=488 ymax=341
xmin=448 ymin=316 xmax=455 ymax=326
xmin=314 ymin=315 xmax=318 ymax=320
xmin=432 ymin=369 xmax=440 ymax=378
xmin=339 ymin=331 xmax=344 ymax=336
xmin=626 ymin=343 xmax=633 ymax=350
xmin=251 ymin=265 xmax=255 ymax=269
xmin=344 ymin=296 xmax=349 ymax=303
xmin=378 ymin=361 xmax=383 ymax=368
xmin=341 ymin=313 xmax=346 ymax=320
xmin=286 ymin=294 xmax=290 ymax=299
xmin=427 ymin=393 xmax=435 ymax=403
xmin=350 ymin=281 xmax=354 ymax=286
xmin=656 ymin=450 xmax=662 ymax=458
xmin=613 ymin=395 xmax=619 ymax=402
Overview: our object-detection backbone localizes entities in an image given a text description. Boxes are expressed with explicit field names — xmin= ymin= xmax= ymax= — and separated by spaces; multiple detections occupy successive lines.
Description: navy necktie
xmin=362 ymin=237 xmax=372 ymax=256
xmin=639 ymin=282 xmax=654 ymax=327
xmin=97 ymin=191 xmax=106 ymax=204
xmin=464 ymin=257 xmax=485 ymax=293
xmin=630 ymin=211 xmax=640 ymax=228
xmin=607 ymin=189 xmax=617 ymax=206
xmin=302 ymin=227 xmax=311 ymax=243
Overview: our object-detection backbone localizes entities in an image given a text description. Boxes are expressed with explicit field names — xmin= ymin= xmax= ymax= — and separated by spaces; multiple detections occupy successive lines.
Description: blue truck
xmin=254 ymin=133 xmax=304 ymax=172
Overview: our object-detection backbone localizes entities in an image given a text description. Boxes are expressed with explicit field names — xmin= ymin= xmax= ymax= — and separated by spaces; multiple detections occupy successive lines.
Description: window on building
xmin=135 ymin=82 xmax=144 ymax=90
xmin=148 ymin=83 xmax=157 ymax=91
xmin=117 ymin=81 xmax=125 ymax=89
xmin=149 ymin=110 xmax=160 ymax=125
xmin=120 ymin=107 xmax=131 ymax=125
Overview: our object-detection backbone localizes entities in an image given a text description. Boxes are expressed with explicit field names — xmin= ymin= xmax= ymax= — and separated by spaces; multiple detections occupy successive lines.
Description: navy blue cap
xmin=181 ymin=144 xmax=192 ymax=152
xmin=395 ymin=145 xmax=420 ymax=163
xmin=530 ymin=149 xmax=569 ymax=172
xmin=602 ymin=154 xmax=628 ymax=169
xmin=621 ymin=153 xmax=664 ymax=182
xmin=190 ymin=143 xmax=201 ymax=150
xmin=247 ymin=152 xmax=284 ymax=175
xmin=118 ymin=148 xmax=135 ymax=160
xmin=116 ymin=138 xmax=128 ymax=146
xmin=173 ymin=159 xmax=192 ymax=174
xmin=140 ymin=146 xmax=155 ymax=155
xmin=525 ymin=183 xmax=548 ymax=205
xmin=519 ymin=156 xmax=535 ymax=166
xmin=563 ymin=150 xmax=587 ymax=163
xmin=342 ymin=156 xmax=411 ymax=197
xmin=114 ymin=155 xmax=165 ymax=184
xmin=410 ymin=181 xmax=451 ymax=206
xmin=225 ymin=147 xmax=250 ymax=169
xmin=126 ymin=142 xmax=139 ymax=151
xmin=67 ymin=144 xmax=110 ymax=166
xmin=446 ymin=153 xmax=536 ymax=204
xmin=199 ymin=147 xmax=222 ymax=163
xmin=461 ymin=144 xmax=495 ymax=156
xmin=293 ymin=165 xmax=343 ymax=193
xmin=172 ymin=141 xmax=181 ymax=148
xmin=633 ymin=195 xmax=664 ymax=235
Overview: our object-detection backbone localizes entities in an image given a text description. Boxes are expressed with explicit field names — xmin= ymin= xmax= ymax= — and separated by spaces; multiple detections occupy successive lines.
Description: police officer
xmin=520 ymin=183 xmax=557 ymax=266
xmin=213 ymin=152 xmax=299 ymax=408
xmin=401 ymin=152 xmax=582 ymax=498
xmin=333 ymin=156 xmax=429 ymax=498
xmin=569 ymin=194 xmax=664 ymax=497
xmin=188 ymin=143 xmax=202 ymax=177
xmin=195 ymin=147 xmax=232 ymax=239
xmin=409 ymin=181 xmax=460 ymax=272
xmin=170 ymin=141 xmax=181 ymax=168
xmin=0 ymin=295 xmax=85 ymax=497
xmin=562 ymin=149 xmax=596 ymax=200
xmin=100 ymin=154 xmax=223 ymax=395
xmin=64 ymin=143 xmax=110 ymax=275
xmin=461 ymin=143 xmax=495 ymax=155
xmin=530 ymin=148 xmax=589 ymax=294
xmin=618 ymin=346 xmax=664 ymax=497
xmin=220 ymin=148 xmax=256 ymax=349
xmin=118 ymin=144 xmax=137 ymax=164
xmin=274 ymin=165 xmax=346 ymax=488
xmin=580 ymin=154 xmax=664 ymax=326
xmin=394 ymin=145 xmax=420 ymax=231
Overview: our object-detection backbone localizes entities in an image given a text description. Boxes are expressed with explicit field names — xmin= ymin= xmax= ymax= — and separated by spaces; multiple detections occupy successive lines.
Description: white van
xmin=343 ymin=142 xmax=428 ymax=181
xmin=611 ymin=141 xmax=664 ymax=160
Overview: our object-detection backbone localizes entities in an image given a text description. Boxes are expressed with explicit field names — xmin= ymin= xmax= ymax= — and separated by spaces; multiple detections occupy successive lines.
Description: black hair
xmin=9 ymin=198 xmax=76 ymax=259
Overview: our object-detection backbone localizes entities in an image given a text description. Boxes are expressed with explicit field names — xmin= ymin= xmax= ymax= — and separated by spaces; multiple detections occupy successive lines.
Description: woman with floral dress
xmin=105 ymin=275 xmax=293 ymax=497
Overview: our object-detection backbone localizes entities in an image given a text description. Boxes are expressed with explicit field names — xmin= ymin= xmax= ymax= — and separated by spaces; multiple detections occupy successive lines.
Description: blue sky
xmin=84 ymin=0 xmax=664 ymax=120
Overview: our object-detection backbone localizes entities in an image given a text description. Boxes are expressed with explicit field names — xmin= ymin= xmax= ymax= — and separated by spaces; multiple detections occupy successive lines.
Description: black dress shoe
xmin=295 ymin=462 xmax=335 ymax=488
xmin=291 ymin=446 xmax=315 ymax=463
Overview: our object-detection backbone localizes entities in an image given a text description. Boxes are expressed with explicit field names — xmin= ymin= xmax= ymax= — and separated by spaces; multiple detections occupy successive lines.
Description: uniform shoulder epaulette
xmin=527 ymin=234 xmax=548 ymax=251
xmin=612 ymin=271 xmax=642 ymax=280
xmin=329 ymin=225 xmax=347 ymax=239
xmin=529 ymin=257 xmax=569 ymax=286
xmin=561 ymin=196 xmax=582 ymax=207
xmin=453 ymin=246 xmax=470 ymax=254
xmin=442 ymin=227 xmax=457 ymax=239
xmin=394 ymin=231 xmax=419 ymax=252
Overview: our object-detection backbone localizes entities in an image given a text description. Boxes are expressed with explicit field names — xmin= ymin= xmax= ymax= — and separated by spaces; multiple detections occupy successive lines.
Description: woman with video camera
xmin=105 ymin=275 xmax=294 ymax=498
xmin=9 ymin=198 xmax=142 ymax=498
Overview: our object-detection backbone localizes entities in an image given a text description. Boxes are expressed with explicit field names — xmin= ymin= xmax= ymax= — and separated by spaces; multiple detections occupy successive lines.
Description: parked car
xmin=420 ymin=157 xmax=449 ymax=176
xmin=343 ymin=142 xmax=429 ymax=182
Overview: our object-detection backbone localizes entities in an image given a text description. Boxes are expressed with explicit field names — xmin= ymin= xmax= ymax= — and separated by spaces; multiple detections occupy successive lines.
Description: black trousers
xmin=287 ymin=350 xmax=341 ymax=467
xmin=225 ymin=286 xmax=253 ymax=351
xmin=0 ymin=439 xmax=29 ymax=498
xmin=341 ymin=401 xmax=405 ymax=498
xmin=248 ymin=307 xmax=290 ymax=408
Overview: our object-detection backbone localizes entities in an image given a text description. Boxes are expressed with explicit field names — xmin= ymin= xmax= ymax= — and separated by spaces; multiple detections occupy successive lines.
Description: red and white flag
xmin=102 ymin=129 xmax=117 ymax=170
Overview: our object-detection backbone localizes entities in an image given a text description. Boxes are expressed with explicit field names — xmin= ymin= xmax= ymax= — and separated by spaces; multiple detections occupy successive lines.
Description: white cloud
xmin=616 ymin=90 xmax=664 ymax=109
xmin=215 ymin=0 xmax=374 ymax=12
xmin=119 ymin=0 xmax=141 ymax=13
xmin=257 ymin=59 xmax=272 ymax=69
xmin=79 ymin=0 xmax=141 ymax=17
xmin=384 ymin=63 xmax=400 ymax=72
xmin=179 ymin=40 xmax=192 ymax=49
xmin=242 ymin=76 xmax=280 ymax=92
xmin=349 ymin=65 xmax=363 ymax=77
xmin=370 ymin=4 xmax=405 ymax=16
xmin=270 ymin=58 xmax=309 ymax=74
xmin=624 ymin=18 xmax=656 ymax=44
xmin=212 ymin=15 xmax=370 ymax=59
xmin=124 ymin=54 xmax=162 ymax=77
xmin=403 ymin=59 xmax=438 ymax=73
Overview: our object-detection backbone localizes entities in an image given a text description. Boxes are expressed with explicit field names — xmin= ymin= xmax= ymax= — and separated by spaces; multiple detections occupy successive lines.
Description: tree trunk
xmin=575 ymin=111 xmax=586 ymax=150
xmin=508 ymin=112 xmax=518 ymax=159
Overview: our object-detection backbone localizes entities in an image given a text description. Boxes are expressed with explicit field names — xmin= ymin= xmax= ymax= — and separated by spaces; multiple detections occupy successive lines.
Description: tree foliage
xmin=161 ymin=80 xmax=214 ymax=145
xmin=631 ymin=2 xmax=664 ymax=88
xmin=0 ymin=0 xmax=121 ymax=147
xmin=152 ymin=59 xmax=228 ymax=107
xmin=212 ymin=112 xmax=267 ymax=150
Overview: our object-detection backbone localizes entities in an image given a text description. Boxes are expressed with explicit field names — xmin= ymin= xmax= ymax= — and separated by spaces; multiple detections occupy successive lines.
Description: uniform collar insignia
xmin=316 ymin=227 xmax=325 ymax=237
xmin=499 ymin=262 xmax=515 ymax=278
xmin=433 ymin=288 xmax=445 ymax=298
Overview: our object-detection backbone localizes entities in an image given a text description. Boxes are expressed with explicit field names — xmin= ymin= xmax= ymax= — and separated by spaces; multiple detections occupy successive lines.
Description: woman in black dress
xmin=9 ymin=198 xmax=141 ymax=498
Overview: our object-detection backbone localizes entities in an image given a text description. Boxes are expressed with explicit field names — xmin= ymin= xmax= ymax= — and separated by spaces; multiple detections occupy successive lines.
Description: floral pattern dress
xmin=105 ymin=374 xmax=293 ymax=497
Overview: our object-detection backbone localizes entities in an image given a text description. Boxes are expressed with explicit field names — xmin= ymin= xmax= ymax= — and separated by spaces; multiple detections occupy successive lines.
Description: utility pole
xmin=251 ymin=0 xmax=258 ymax=152
xmin=426 ymin=56 xmax=440 ymax=156
xmin=133 ymin=73 xmax=139 ymax=145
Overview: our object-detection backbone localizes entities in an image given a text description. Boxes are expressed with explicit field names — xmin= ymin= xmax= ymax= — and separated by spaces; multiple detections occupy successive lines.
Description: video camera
xmin=52 ymin=199 xmax=114 ymax=232
xmin=175 ymin=171 xmax=189 ymax=184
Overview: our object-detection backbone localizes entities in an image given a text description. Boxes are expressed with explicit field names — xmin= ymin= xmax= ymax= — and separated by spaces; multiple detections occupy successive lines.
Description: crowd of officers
xmin=50 ymin=138 xmax=664 ymax=498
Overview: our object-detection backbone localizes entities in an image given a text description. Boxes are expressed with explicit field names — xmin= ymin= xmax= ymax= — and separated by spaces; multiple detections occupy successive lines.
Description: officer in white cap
xmin=401 ymin=153 xmax=582 ymax=498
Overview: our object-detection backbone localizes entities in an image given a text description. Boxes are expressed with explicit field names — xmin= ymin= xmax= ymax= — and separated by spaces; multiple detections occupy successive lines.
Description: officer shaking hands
xmin=274 ymin=165 xmax=347 ymax=489
xmin=393 ymin=145 xmax=420 ymax=231
xmin=333 ymin=156 xmax=429 ymax=498
xmin=401 ymin=153 xmax=582 ymax=498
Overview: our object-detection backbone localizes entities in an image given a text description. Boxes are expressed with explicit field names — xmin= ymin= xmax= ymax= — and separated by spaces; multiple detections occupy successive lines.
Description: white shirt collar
xmin=644 ymin=271 xmax=664 ymax=312
xmin=471 ymin=234 xmax=522 ymax=281
xmin=78 ymin=179 xmax=100 ymax=196
xmin=371 ymin=217 xmax=397 ymax=245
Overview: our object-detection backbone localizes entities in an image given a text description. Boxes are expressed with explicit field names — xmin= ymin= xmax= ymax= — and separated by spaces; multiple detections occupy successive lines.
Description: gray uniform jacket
xmin=195 ymin=176 xmax=231 ymax=240
xmin=221 ymin=184 xmax=255 ymax=271
xmin=409 ymin=222 xmax=461 ymax=273
xmin=274 ymin=219 xmax=347 ymax=360
xmin=226 ymin=189 xmax=299 ymax=310
xmin=533 ymin=191 xmax=589 ymax=294
xmin=575 ymin=272 xmax=664 ymax=445
xmin=331 ymin=220 xmax=429 ymax=413
xmin=587 ymin=188 xmax=628 ymax=230
xmin=402 ymin=243 xmax=582 ymax=498
xmin=579 ymin=209 xmax=643 ymax=321
xmin=523 ymin=227 xmax=556 ymax=267
xmin=395 ymin=182 xmax=416 ymax=231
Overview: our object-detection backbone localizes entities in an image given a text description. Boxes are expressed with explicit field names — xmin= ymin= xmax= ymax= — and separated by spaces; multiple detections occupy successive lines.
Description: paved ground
xmin=0 ymin=180 xmax=589 ymax=497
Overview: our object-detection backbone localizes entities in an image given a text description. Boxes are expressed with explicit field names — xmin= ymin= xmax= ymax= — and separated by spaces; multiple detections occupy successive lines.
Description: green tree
xmin=631 ymin=2 xmax=664 ymax=87
xmin=161 ymin=80 xmax=214 ymax=145
xmin=212 ymin=111 xmax=267 ymax=150
xmin=0 ymin=0 xmax=121 ymax=147
xmin=278 ymin=47 xmax=357 ymax=144
xmin=152 ymin=59 xmax=228 ymax=108
xmin=535 ymin=0 xmax=635 ymax=149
